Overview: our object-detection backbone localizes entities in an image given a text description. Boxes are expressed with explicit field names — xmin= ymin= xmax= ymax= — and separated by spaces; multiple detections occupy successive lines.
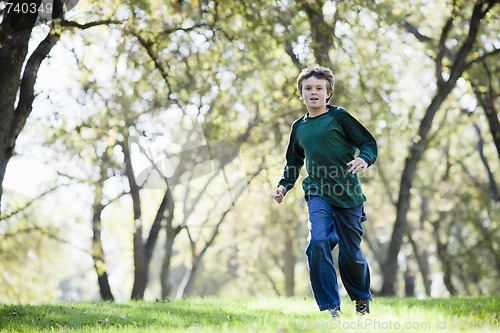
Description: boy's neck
xmin=307 ymin=105 xmax=330 ymax=118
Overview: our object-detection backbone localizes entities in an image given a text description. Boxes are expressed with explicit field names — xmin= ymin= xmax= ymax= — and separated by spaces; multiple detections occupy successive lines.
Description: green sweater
xmin=278 ymin=105 xmax=377 ymax=208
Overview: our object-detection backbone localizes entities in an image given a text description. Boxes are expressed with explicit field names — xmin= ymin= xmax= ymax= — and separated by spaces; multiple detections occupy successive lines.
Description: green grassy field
xmin=1 ymin=296 xmax=499 ymax=332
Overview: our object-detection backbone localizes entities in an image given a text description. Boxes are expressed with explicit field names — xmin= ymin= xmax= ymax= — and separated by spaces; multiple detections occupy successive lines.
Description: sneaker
xmin=355 ymin=299 xmax=369 ymax=315
xmin=329 ymin=307 xmax=340 ymax=318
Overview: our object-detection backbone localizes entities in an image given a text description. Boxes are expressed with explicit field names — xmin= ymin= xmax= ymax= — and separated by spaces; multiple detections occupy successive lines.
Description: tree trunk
xmin=407 ymin=197 xmax=432 ymax=296
xmin=122 ymin=138 xmax=147 ymax=299
xmin=161 ymin=190 xmax=178 ymax=299
xmin=406 ymin=232 xmax=431 ymax=296
xmin=431 ymin=220 xmax=458 ymax=295
xmin=0 ymin=0 xmax=59 ymax=209
xmin=404 ymin=266 xmax=416 ymax=297
xmin=91 ymin=172 xmax=114 ymax=301
xmin=0 ymin=150 xmax=10 ymax=212
xmin=174 ymin=214 xmax=224 ymax=299
xmin=283 ymin=232 xmax=296 ymax=297
xmin=161 ymin=223 xmax=180 ymax=299
xmin=175 ymin=255 xmax=200 ymax=299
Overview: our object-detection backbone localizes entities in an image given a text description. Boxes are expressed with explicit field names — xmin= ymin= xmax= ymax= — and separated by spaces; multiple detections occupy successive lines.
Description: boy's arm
xmin=338 ymin=112 xmax=378 ymax=166
xmin=277 ymin=123 xmax=305 ymax=192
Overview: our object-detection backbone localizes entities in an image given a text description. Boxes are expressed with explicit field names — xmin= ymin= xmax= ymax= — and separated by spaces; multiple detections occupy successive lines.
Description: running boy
xmin=272 ymin=65 xmax=377 ymax=318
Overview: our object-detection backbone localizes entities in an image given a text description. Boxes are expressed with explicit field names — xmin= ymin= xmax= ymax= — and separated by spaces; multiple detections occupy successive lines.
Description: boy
xmin=272 ymin=65 xmax=377 ymax=318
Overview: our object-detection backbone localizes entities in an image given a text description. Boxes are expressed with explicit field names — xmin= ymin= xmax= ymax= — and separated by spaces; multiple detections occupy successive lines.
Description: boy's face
xmin=300 ymin=76 xmax=331 ymax=111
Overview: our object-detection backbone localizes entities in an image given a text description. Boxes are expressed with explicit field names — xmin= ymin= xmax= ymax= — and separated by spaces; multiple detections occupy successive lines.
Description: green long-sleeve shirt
xmin=278 ymin=105 xmax=377 ymax=208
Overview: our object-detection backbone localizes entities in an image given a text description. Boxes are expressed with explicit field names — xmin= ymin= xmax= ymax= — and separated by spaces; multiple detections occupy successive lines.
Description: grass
xmin=0 ymin=296 xmax=499 ymax=332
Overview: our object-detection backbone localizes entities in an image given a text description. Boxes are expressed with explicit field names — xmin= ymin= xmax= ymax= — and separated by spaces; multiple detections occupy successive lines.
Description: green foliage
xmin=1 ymin=0 xmax=498 ymax=302
xmin=0 ymin=215 xmax=65 ymax=303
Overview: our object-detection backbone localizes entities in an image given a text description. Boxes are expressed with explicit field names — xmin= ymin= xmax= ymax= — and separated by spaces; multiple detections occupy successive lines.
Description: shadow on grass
xmin=0 ymin=301 xmax=263 ymax=332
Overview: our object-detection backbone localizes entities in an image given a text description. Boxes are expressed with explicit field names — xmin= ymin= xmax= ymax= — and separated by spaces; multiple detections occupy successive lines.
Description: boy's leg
xmin=332 ymin=204 xmax=372 ymax=302
xmin=305 ymin=195 xmax=340 ymax=311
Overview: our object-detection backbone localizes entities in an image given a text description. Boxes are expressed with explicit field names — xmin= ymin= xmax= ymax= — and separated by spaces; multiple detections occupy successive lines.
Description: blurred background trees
xmin=0 ymin=0 xmax=498 ymax=303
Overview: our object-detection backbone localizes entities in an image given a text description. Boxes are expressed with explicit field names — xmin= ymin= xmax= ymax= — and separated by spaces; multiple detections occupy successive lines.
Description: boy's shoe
xmin=355 ymin=299 xmax=370 ymax=315
xmin=329 ymin=307 xmax=340 ymax=318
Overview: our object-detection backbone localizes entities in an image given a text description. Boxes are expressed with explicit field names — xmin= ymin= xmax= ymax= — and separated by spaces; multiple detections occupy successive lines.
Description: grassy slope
xmin=0 ymin=296 xmax=499 ymax=332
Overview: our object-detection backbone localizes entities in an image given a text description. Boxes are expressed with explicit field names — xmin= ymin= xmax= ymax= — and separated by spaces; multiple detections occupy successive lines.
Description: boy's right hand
xmin=272 ymin=185 xmax=287 ymax=204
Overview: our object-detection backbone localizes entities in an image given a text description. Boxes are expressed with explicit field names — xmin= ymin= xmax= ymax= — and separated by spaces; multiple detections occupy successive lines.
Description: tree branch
xmin=436 ymin=0 xmax=458 ymax=86
xmin=10 ymin=28 xmax=60 ymax=148
xmin=129 ymin=30 xmax=174 ymax=98
xmin=472 ymin=124 xmax=499 ymax=200
xmin=60 ymin=18 xmax=124 ymax=30
xmin=466 ymin=48 xmax=500 ymax=69
xmin=0 ymin=183 xmax=74 ymax=220
xmin=447 ymin=0 xmax=496 ymax=84
xmin=469 ymin=61 xmax=500 ymax=161
xmin=0 ymin=224 xmax=90 ymax=254
xmin=285 ymin=40 xmax=303 ymax=70
xmin=400 ymin=19 xmax=433 ymax=44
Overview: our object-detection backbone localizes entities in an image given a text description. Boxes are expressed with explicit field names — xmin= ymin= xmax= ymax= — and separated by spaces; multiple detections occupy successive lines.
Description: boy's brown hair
xmin=296 ymin=64 xmax=335 ymax=101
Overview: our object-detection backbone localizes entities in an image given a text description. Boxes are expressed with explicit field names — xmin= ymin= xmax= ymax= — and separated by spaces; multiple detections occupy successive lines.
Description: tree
xmin=0 ymin=0 xmax=119 ymax=211
xmin=379 ymin=0 xmax=498 ymax=295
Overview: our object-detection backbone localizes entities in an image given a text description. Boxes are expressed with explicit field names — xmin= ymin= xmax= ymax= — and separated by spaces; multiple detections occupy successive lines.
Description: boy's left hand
xmin=347 ymin=157 xmax=368 ymax=174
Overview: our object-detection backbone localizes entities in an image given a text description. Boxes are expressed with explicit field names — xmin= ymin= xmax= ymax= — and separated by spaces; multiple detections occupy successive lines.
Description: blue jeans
xmin=305 ymin=195 xmax=372 ymax=311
